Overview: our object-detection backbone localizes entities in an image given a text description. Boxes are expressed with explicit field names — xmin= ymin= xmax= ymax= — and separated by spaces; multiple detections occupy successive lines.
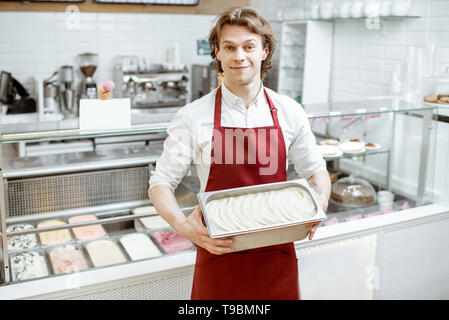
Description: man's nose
xmin=232 ymin=47 xmax=245 ymax=61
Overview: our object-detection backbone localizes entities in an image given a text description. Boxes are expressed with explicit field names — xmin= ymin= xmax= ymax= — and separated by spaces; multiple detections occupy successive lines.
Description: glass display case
xmin=0 ymin=98 xmax=444 ymax=298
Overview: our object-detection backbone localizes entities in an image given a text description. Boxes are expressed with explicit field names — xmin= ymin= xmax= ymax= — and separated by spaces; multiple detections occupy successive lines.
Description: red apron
xmin=190 ymin=86 xmax=300 ymax=300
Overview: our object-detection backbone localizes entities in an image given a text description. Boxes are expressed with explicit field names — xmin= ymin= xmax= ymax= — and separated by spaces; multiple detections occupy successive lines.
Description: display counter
xmin=0 ymin=98 xmax=448 ymax=299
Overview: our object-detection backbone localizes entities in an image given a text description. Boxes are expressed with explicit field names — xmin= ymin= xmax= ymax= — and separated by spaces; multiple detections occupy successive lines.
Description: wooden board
xmin=0 ymin=0 xmax=249 ymax=14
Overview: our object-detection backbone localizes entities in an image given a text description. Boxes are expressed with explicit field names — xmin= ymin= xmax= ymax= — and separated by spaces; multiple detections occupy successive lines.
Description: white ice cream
xmin=120 ymin=233 xmax=162 ymax=260
xmin=85 ymin=240 xmax=127 ymax=267
xmin=206 ymin=186 xmax=317 ymax=232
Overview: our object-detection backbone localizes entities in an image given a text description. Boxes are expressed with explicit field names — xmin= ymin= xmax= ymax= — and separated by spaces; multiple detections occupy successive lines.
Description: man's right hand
xmin=176 ymin=206 xmax=233 ymax=255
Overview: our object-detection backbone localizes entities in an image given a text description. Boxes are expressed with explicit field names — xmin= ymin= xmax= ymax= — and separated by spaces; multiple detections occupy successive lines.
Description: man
xmin=149 ymin=7 xmax=330 ymax=300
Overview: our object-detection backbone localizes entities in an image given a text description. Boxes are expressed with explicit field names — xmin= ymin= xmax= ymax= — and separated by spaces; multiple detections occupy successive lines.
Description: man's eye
xmin=246 ymin=45 xmax=255 ymax=50
xmin=225 ymin=46 xmax=234 ymax=50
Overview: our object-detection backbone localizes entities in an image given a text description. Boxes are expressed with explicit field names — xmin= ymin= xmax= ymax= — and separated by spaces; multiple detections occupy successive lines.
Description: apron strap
xmin=214 ymin=86 xmax=281 ymax=129
xmin=213 ymin=86 xmax=223 ymax=129
xmin=264 ymin=88 xmax=281 ymax=128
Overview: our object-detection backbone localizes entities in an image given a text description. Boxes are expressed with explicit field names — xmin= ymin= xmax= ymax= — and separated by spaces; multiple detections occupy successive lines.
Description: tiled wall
xmin=0 ymin=11 xmax=216 ymax=94
xmin=251 ymin=0 xmax=449 ymax=204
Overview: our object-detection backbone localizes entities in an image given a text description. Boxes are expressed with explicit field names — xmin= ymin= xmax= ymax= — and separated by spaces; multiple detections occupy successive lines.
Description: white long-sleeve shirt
xmin=149 ymin=83 xmax=326 ymax=193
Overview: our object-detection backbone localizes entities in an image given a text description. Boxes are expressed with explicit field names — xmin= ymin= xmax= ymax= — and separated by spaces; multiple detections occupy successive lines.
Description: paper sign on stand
xmin=79 ymin=98 xmax=131 ymax=132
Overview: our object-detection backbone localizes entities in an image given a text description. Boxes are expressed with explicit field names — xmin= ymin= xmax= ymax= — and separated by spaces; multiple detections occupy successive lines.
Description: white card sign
xmin=79 ymin=98 xmax=131 ymax=131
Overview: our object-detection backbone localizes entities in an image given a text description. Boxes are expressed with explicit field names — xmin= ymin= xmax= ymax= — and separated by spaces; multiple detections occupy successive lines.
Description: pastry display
xmin=331 ymin=176 xmax=376 ymax=208
xmin=424 ymin=94 xmax=438 ymax=103
xmin=37 ymin=220 xmax=72 ymax=245
xmin=323 ymin=139 xmax=339 ymax=146
xmin=10 ymin=251 xmax=49 ymax=282
xmin=205 ymin=186 xmax=317 ymax=232
xmin=68 ymin=214 xmax=107 ymax=240
xmin=340 ymin=141 xmax=365 ymax=154
xmin=6 ymin=224 xmax=38 ymax=251
xmin=424 ymin=94 xmax=449 ymax=104
xmin=48 ymin=245 xmax=89 ymax=274
xmin=365 ymin=142 xmax=381 ymax=150
xmin=120 ymin=233 xmax=162 ymax=261
xmin=317 ymin=145 xmax=342 ymax=158
xmin=85 ymin=239 xmax=127 ymax=267
xmin=152 ymin=230 xmax=195 ymax=254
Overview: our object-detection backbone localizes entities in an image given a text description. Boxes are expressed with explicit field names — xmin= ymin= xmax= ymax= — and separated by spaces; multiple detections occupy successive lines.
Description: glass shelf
xmin=0 ymin=99 xmax=437 ymax=143
xmin=308 ymin=16 xmax=420 ymax=22
xmin=304 ymin=99 xmax=436 ymax=120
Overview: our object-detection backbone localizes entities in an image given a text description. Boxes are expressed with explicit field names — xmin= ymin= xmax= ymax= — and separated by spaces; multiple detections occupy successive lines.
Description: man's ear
xmin=263 ymin=47 xmax=269 ymax=61
xmin=215 ymin=47 xmax=220 ymax=61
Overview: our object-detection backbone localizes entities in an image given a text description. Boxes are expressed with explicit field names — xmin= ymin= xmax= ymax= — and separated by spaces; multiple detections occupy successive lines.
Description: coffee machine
xmin=77 ymin=53 xmax=99 ymax=99
xmin=0 ymin=70 xmax=36 ymax=114
xmin=59 ymin=65 xmax=77 ymax=118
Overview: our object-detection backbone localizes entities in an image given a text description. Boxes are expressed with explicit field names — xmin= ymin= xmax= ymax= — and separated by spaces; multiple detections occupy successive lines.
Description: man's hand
xmin=304 ymin=221 xmax=321 ymax=240
xmin=177 ymin=206 xmax=233 ymax=255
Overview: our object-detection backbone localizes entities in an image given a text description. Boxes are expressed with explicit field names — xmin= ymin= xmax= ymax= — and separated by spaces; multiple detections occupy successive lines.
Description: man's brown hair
xmin=208 ymin=7 xmax=276 ymax=81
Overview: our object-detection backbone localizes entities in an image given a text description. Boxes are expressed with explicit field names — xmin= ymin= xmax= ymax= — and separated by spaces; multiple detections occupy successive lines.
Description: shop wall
xmin=0 ymin=10 xmax=218 ymax=93
xmin=251 ymin=0 xmax=449 ymax=205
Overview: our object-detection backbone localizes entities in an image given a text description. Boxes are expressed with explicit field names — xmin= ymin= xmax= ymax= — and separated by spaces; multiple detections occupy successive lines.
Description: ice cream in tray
xmin=197 ymin=179 xmax=327 ymax=252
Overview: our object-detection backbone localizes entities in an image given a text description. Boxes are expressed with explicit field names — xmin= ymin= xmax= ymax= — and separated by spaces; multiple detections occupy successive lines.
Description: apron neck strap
xmin=214 ymin=86 xmax=281 ymax=129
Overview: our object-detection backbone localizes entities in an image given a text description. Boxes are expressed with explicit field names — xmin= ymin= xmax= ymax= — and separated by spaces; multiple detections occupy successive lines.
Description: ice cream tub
xmin=197 ymin=178 xmax=327 ymax=252
xmin=35 ymin=218 xmax=75 ymax=248
xmin=9 ymin=248 xmax=51 ymax=282
xmin=83 ymin=237 xmax=129 ymax=268
xmin=6 ymin=223 xmax=41 ymax=252
xmin=148 ymin=228 xmax=196 ymax=255
xmin=46 ymin=244 xmax=91 ymax=275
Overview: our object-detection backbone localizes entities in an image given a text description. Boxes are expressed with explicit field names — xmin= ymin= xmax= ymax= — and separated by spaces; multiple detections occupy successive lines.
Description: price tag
xmin=324 ymin=217 xmax=339 ymax=226
xmin=344 ymin=214 xmax=363 ymax=222
xmin=311 ymin=117 xmax=330 ymax=124
xmin=340 ymin=115 xmax=358 ymax=121
xmin=365 ymin=113 xmax=381 ymax=119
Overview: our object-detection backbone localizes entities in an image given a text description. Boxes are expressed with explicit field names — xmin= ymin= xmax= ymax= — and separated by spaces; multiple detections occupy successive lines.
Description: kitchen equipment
xmin=77 ymin=53 xmax=99 ymax=99
xmin=191 ymin=64 xmax=218 ymax=101
xmin=330 ymin=175 xmax=377 ymax=208
xmin=197 ymin=179 xmax=326 ymax=252
xmin=0 ymin=70 xmax=36 ymax=114
xmin=42 ymin=71 xmax=60 ymax=116
xmin=59 ymin=65 xmax=77 ymax=118
xmin=114 ymin=56 xmax=189 ymax=111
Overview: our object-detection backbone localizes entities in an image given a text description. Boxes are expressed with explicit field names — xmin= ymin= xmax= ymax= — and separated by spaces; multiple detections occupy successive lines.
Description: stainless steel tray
xmin=197 ymin=179 xmax=327 ymax=252
xmin=9 ymin=248 xmax=51 ymax=283
xmin=45 ymin=243 xmax=91 ymax=275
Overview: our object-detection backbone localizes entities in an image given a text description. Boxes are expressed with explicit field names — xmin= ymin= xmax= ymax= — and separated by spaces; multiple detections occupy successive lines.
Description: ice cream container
xmin=46 ymin=244 xmax=90 ymax=275
xmin=119 ymin=232 xmax=163 ymax=261
xmin=68 ymin=214 xmax=108 ymax=242
xmin=132 ymin=205 xmax=171 ymax=232
xmin=197 ymin=179 xmax=327 ymax=252
xmin=9 ymin=249 xmax=51 ymax=282
xmin=6 ymin=223 xmax=41 ymax=252
xmin=83 ymin=238 xmax=129 ymax=268
xmin=148 ymin=228 xmax=195 ymax=255
xmin=36 ymin=219 xmax=75 ymax=247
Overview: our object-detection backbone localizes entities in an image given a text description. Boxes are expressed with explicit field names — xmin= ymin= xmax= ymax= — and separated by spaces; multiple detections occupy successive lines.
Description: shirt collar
xmin=221 ymin=82 xmax=265 ymax=109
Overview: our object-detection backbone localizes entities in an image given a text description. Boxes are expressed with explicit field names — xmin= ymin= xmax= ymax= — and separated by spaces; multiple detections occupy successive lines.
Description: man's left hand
xmin=304 ymin=194 xmax=328 ymax=241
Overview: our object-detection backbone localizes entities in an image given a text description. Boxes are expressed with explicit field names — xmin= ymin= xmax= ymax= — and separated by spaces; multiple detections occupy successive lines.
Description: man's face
xmin=215 ymin=24 xmax=269 ymax=86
